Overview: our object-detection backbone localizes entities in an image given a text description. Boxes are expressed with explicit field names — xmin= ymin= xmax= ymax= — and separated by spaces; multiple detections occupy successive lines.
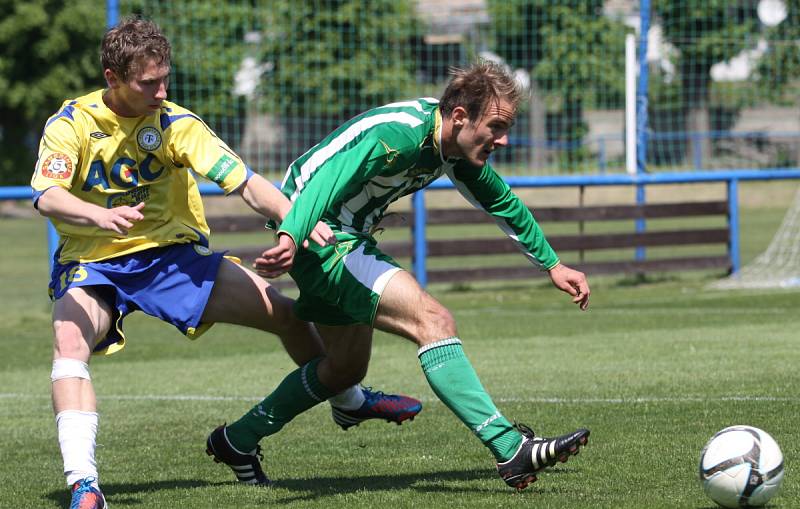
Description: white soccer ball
xmin=699 ymin=425 xmax=784 ymax=508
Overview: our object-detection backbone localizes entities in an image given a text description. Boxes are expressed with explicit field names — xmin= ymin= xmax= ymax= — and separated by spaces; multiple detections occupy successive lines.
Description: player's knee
xmin=262 ymin=286 xmax=301 ymax=331
xmin=416 ymin=304 xmax=457 ymax=341
xmin=53 ymin=321 xmax=94 ymax=360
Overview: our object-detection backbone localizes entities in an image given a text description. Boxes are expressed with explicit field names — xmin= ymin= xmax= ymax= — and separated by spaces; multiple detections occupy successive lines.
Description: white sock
xmin=56 ymin=410 xmax=99 ymax=486
xmin=327 ymin=384 xmax=365 ymax=410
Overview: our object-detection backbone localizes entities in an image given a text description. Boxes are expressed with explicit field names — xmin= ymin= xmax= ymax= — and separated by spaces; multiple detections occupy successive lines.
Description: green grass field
xmin=2 ymin=188 xmax=800 ymax=508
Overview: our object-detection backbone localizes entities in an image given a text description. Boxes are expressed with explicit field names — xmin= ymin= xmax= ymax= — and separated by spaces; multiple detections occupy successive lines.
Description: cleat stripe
xmin=538 ymin=444 xmax=549 ymax=466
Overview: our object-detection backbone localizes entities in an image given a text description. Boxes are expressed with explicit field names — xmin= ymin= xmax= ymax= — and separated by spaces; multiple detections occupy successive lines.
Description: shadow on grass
xmin=46 ymin=479 xmax=213 ymax=507
xmin=45 ymin=468 xmax=583 ymax=505
xmin=268 ymin=466 xmax=582 ymax=503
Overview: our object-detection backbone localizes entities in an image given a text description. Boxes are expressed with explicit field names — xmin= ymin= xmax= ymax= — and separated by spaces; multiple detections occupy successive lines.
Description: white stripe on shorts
xmin=342 ymin=244 xmax=401 ymax=296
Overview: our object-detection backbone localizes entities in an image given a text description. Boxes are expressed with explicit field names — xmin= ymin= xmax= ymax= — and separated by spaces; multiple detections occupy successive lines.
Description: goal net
xmin=710 ymin=184 xmax=800 ymax=289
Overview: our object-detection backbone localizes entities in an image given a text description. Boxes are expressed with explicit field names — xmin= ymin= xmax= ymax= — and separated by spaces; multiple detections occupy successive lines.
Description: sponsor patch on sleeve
xmin=206 ymin=154 xmax=238 ymax=184
xmin=40 ymin=152 xmax=74 ymax=180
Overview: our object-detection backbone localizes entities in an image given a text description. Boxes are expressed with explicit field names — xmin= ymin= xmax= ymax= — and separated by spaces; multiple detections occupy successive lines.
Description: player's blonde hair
xmin=439 ymin=61 xmax=523 ymax=120
xmin=101 ymin=17 xmax=171 ymax=83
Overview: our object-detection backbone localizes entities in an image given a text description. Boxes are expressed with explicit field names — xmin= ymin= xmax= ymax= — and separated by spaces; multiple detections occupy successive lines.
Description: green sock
xmin=226 ymin=357 xmax=336 ymax=452
xmin=419 ymin=338 xmax=522 ymax=462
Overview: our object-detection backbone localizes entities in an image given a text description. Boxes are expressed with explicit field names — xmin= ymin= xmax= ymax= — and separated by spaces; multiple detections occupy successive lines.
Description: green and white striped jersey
xmin=278 ymin=98 xmax=559 ymax=270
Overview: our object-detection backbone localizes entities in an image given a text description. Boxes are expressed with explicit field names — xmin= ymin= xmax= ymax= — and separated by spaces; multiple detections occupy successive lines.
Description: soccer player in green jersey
xmin=208 ymin=61 xmax=591 ymax=489
xmin=33 ymin=17 xmax=420 ymax=508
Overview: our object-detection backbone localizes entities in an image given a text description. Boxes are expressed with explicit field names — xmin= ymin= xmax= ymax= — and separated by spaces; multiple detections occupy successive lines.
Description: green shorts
xmin=289 ymin=236 xmax=402 ymax=326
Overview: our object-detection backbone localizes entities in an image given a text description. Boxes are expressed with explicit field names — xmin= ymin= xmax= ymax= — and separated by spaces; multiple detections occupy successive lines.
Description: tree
xmin=756 ymin=0 xmax=800 ymax=166
xmin=237 ymin=0 xmax=420 ymax=171
xmin=123 ymin=0 xmax=255 ymax=148
xmin=257 ymin=0 xmax=419 ymax=118
xmin=0 ymin=0 xmax=104 ymax=185
xmin=487 ymin=0 xmax=628 ymax=170
xmin=757 ymin=0 xmax=800 ymax=96
xmin=655 ymin=0 xmax=761 ymax=165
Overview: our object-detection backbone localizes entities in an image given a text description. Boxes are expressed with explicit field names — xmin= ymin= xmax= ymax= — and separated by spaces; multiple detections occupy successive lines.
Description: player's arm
xmin=166 ymin=111 xmax=334 ymax=249
xmin=447 ymin=163 xmax=558 ymax=269
xmin=31 ymin=109 xmax=145 ymax=236
xmin=447 ymin=163 xmax=589 ymax=309
xmin=237 ymin=173 xmax=335 ymax=248
xmin=255 ymin=136 xmax=392 ymax=278
xmin=36 ymin=187 xmax=144 ymax=236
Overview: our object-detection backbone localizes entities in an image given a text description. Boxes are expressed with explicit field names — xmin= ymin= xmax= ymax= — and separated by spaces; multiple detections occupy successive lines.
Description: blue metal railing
xmin=5 ymin=169 xmax=800 ymax=284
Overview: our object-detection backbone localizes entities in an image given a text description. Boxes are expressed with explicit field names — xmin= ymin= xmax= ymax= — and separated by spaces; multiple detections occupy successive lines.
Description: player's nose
xmin=494 ymin=133 xmax=509 ymax=147
xmin=155 ymin=82 xmax=168 ymax=101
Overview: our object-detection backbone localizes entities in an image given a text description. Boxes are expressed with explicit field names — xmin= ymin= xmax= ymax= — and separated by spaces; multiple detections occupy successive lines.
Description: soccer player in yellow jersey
xmin=32 ymin=17 xmax=420 ymax=508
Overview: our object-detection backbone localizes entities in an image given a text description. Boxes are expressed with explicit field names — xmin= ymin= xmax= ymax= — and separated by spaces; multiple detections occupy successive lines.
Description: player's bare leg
xmin=52 ymin=286 xmax=110 ymax=507
xmin=202 ymin=259 xmax=326 ymax=366
xmin=374 ymin=270 xmax=589 ymax=489
xmin=204 ymin=261 xmax=421 ymax=483
xmin=314 ymin=324 xmax=422 ymax=429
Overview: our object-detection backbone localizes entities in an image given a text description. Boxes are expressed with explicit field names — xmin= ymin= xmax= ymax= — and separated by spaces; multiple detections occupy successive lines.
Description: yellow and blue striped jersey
xmin=32 ymin=89 xmax=250 ymax=263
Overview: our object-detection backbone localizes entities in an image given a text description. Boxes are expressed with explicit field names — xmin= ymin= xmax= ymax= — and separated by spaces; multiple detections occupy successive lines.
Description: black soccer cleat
xmin=206 ymin=424 xmax=271 ymax=486
xmin=496 ymin=423 xmax=590 ymax=490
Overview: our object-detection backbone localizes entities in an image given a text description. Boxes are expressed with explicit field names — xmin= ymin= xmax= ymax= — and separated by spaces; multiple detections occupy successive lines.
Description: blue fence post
xmin=635 ymin=0 xmax=651 ymax=263
xmin=107 ymin=0 xmax=119 ymax=27
xmin=727 ymin=178 xmax=740 ymax=274
xmin=47 ymin=221 xmax=59 ymax=271
xmin=44 ymin=2 xmax=122 ymax=271
xmin=692 ymin=133 xmax=703 ymax=170
xmin=635 ymin=184 xmax=646 ymax=261
xmin=412 ymin=189 xmax=427 ymax=288
xmin=598 ymin=137 xmax=607 ymax=173
xmin=636 ymin=0 xmax=650 ymax=175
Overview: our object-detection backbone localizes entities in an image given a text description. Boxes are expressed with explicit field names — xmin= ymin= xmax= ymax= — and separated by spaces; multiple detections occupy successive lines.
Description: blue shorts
xmin=49 ymin=243 xmax=226 ymax=355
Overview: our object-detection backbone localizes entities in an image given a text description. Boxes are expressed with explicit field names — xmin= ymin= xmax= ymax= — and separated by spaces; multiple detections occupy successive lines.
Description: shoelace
xmin=513 ymin=422 xmax=536 ymax=439
xmin=73 ymin=476 xmax=98 ymax=492
xmin=362 ymin=387 xmax=391 ymax=401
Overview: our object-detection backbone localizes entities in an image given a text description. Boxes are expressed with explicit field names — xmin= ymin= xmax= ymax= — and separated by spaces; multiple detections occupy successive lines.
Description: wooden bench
xmin=206 ymin=199 xmax=732 ymax=285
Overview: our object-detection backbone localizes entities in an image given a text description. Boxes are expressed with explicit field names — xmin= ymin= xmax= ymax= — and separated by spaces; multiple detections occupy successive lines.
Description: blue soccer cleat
xmin=331 ymin=387 xmax=422 ymax=430
xmin=69 ymin=477 xmax=106 ymax=509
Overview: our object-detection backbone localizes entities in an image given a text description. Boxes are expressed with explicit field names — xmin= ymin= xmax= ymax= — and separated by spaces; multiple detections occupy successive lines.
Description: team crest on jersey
xmin=40 ymin=153 xmax=73 ymax=180
xmin=137 ymin=127 xmax=162 ymax=151
xmin=193 ymin=244 xmax=212 ymax=256
xmin=379 ymin=140 xmax=399 ymax=168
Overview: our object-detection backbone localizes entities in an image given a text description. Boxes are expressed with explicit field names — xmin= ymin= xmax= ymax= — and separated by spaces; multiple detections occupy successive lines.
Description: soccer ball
xmin=699 ymin=425 xmax=784 ymax=508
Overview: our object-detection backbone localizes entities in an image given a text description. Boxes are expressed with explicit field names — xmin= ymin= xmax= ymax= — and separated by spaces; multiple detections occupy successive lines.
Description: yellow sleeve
xmin=31 ymin=114 xmax=82 ymax=192
xmin=166 ymin=114 xmax=248 ymax=195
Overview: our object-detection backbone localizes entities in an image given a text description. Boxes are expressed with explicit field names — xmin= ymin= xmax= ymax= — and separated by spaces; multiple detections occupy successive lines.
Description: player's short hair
xmin=101 ymin=17 xmax=171 ymax=83
xmin=439 ymin=61 xmax=523 ymax=120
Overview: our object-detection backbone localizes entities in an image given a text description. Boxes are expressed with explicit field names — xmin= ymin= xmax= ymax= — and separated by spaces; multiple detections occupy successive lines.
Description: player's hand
xmin=95 ymin=202 xmax=145 ymax=235
xmin=254 ymin=233 xmax=297 ymax=278
xmin=547 ymin=262 xmax=590 ymax=310
xmin=306 ymin=221 xmax=336 ymax=248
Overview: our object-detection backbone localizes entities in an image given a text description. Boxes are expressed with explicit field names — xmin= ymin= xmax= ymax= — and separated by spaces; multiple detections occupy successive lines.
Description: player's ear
xmin=104 ymin=69 xmax=120 ymax=89
xmin=451 ymin=106 xmax=468 ymax=128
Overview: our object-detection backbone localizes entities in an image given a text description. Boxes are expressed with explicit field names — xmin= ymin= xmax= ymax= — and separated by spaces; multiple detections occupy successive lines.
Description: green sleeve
xmin=447 ymin=162 xmax=560 ymax=270
xmin=278 ymin=134 xmax=398 ymax=246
